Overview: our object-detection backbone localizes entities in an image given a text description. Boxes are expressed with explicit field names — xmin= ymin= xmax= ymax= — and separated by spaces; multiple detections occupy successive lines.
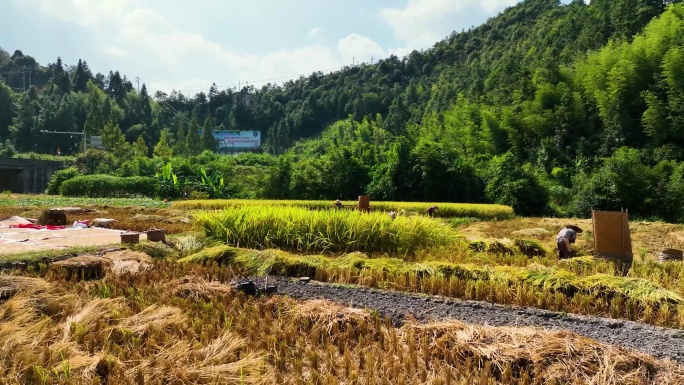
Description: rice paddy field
xmin=3 ymin=196 xmax=684 ymax=383
xmin=174 ymin=199 xmax=515 ymax=220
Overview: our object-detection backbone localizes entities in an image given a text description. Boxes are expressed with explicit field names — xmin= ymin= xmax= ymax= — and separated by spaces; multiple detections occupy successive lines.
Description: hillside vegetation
xmin=2 ymin=0 xmax=684 ymax=219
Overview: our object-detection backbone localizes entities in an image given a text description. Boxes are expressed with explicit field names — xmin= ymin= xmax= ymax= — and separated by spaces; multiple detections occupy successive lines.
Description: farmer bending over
xmin=427 ymin=206 xmax=438 ymax=218
xmin=557 ymin=224 xmax=582 ymax=259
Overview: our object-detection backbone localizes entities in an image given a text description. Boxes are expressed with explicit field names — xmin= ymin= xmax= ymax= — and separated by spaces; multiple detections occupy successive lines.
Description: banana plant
xmin=156 ymin=162 xmax=182 ymax=199
xmin=198 ymin=167 xmax=229 ymax=198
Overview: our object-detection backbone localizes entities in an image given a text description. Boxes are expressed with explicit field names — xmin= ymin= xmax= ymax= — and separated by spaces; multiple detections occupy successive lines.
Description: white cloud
xmin=18 ymin=0 xmax=137 ymax=29
xmin=337 ymin=34 xmax=387 ymax=65
xmin=15 ymin=0 xmax=524 ymax=95
xmin=15 ymin=0 xmax=386 ymax=95
xmin=103 ymin=46 xmax=127 ymax=58
xmin=308 ymin=27 xmax=322 ymax=39
xmin=381 ymin=0 xmax=519 ymax=52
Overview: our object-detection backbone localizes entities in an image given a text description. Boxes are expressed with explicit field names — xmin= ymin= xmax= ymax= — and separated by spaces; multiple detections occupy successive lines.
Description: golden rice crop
xmin=194 ymin=205 xmax=458 ymax=255
xmin=1 ymin=261 xmax=681 ymax=385
xmin=173 ymin=198 xmax=515 ymax=219
xmin=181 ymin=246 xmax=684 ymax=328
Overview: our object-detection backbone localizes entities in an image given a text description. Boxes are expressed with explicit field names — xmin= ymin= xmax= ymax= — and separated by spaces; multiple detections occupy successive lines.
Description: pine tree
xmin=154 ymin=128 xmax=173 ymax=158
xmin=172 ymin=120 xmax=188 ymax=156
xmin=139 ymin=83 xmax=152 ymax=126
xmin=101 ymin=112 xmax=129 ymax=158
xmin=50 ymin=57 xmax=71 ymax=95
xmin=133 ymin=135 xmax=148 ymax=158
xmin=72 ymin=59 xmax=93 ymax=93
xmin=83 ymin=80 xmax=104 ymax=135
xmin=9 ymin=93 xmax=37 ymax=152
xmin=106 ymin=71 xmax=126 ymax=101
xmin=186 ymin=112 xmax=202 ymax=155
xmin=201 ymin=116 xmax=217 ymax=152
xmin=0 ymin=82 xmax=14 ymax=142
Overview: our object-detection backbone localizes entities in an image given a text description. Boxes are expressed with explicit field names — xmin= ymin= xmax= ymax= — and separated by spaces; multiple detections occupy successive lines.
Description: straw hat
xmin=565 ymin=224 xmax=583 ymax=233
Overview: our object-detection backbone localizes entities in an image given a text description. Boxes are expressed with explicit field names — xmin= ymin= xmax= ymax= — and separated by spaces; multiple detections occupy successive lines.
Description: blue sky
xmin=4 ymin=0 xmax=572 ymax=95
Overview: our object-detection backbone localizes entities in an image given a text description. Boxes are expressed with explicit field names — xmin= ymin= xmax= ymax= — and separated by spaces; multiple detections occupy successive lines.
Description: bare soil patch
xmin=0 ymin=227 xmax=148 ymax=255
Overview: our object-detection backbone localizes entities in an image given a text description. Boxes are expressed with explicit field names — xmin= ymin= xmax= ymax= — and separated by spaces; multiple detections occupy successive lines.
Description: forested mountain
xmin=2 ymin=0 xmax=684 ymax=220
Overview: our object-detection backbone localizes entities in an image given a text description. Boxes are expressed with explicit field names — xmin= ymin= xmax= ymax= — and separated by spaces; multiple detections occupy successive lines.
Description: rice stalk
xmin=194 ymin=206 xmax=457 ymax=255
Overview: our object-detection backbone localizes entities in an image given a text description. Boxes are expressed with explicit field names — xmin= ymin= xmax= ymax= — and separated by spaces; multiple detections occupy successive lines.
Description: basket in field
xmin=146 ymin=228 xmax=166 ymax=243
xmin=120 ymin=232 xmax=140 ymax=244
xmin=659 ymin=248 xmax=683 ymax=263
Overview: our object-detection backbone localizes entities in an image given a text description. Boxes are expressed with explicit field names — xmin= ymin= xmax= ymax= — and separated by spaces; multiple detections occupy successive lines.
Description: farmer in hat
xmin=557 ymin=224 xmax=582 ymax=259
xmin=427 ymin=206 xmax=439 ymax=218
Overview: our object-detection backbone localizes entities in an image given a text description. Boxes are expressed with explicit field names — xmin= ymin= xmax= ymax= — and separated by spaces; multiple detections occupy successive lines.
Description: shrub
xmin=59 ymin=174 xmax=159 ymax=198
xmin=10 ymin=151 xmax=75 ymax=162
xmin=45 ymin=167 xmax=80 ymax=195
xmin=572 ymin=148 xmax=656 ymax=217
xmin=484 ymin=153 xmax=550 ymax=216
xmin=75 ymin=149 xmax=119 ymax=175
xmin=0 ymin=140 xmax=15 ymax=157
xmin=117 ymin=157 xmax=157 ymax=177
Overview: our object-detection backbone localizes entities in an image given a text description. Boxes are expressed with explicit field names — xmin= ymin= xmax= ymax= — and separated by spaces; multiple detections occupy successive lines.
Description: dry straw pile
xmin=0 ymin=275 xmax=268 ymax=383
xmin=49 ymin=250 xmax=153 ymax=280
xmin=0 ymin=275 xmax=50 ymax=300
xmin=0 ymin=259 xmax=682 ymax=384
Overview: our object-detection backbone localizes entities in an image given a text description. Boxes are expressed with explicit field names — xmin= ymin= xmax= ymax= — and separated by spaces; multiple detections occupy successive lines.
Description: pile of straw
xmin=0 ymin=287 xmax=269 ymax=384
xmin=169 ymin=275 xmax=235 ymax=301
xmin=51 ymin=255 xmax=109 ymax=280
xmin=0 ymin=275 xmax=50 ymax=300
xmin=104 ymin=250 xmax=153 ymax=275
xmin=405 ymin=321 xmax=684 ymax=384
xmin=122 ymin=305 xmax=185 ymax=336
xmin=50 ymin=250 xmax=153 ymax=280
xmin=285 ymin=299 xmax=373 ymax=335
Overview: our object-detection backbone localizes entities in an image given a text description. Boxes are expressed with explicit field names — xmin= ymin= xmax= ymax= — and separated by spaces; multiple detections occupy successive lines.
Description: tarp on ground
xmin=0 ymin=216 xmax=33 ymax=226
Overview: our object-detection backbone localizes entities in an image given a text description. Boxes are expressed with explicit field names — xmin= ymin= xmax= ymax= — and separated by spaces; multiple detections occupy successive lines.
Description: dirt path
xmin=262 ymin=276 xmax=684 ymax=363
xmin=0 ymin=227 xmax=146 ymax=255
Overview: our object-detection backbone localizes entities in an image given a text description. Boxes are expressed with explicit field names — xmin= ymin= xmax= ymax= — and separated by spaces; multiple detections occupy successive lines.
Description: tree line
xmin=2 ymin=0 xmax=684 ymax=220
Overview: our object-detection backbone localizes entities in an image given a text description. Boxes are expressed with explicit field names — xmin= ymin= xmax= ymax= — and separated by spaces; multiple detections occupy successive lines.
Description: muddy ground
xmin=257 ymin=276 xmax=684 ymax=363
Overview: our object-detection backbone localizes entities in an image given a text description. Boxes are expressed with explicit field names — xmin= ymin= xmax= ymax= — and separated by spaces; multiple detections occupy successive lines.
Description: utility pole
xmin=28 ymin=67 xmax=31 ymax=89
xmin=22 ymin=66 xmax=26 ymax=91
xmin=371 ymin=56 xmax=374 ymax=65
xmin=135 ymin=76 xmax=140 ymax=92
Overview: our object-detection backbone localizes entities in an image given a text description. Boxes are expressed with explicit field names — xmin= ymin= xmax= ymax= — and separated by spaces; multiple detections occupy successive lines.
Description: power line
xmin=168 ymin=65 xmax=349 ymax=96
xmin=160 ymin=100 xmax=189 ymax=121
xmin=159 ymin=99 xmax=192 ymax=125
xmin=1 ymin=67 xmax=32 ymax=90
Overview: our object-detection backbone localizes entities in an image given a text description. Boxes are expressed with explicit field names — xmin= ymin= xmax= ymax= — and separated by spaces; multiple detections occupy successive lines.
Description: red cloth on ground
xmin=10 ymin=224 xmax=67 ymax=230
